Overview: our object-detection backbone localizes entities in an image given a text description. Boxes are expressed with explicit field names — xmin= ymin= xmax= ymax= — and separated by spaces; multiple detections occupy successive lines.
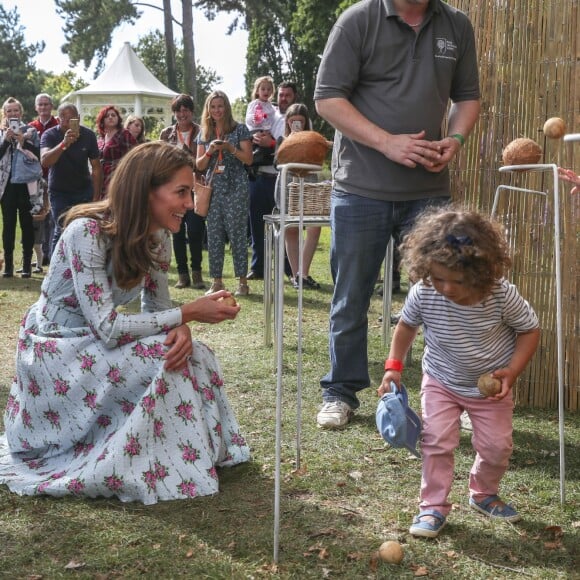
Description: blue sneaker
xmin=469 ymin=495 xmax=521 ymax=522
xmin=409 ymin=510 xmax=447 ymax=538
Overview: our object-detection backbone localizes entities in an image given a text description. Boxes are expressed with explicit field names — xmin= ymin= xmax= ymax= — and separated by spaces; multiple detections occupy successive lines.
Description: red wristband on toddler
xmin=384 ymin=358 xmax=404 ymax=372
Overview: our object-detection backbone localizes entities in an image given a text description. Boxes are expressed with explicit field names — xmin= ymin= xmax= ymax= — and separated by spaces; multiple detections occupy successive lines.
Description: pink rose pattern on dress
xmin=1 ymin=219 xmax=249 ymax=504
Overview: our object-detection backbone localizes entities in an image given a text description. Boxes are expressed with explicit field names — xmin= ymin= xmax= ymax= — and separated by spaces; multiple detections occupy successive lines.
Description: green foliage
xmin=0 ymin=6 xmax=45 ymax=116
xmin=55 ymin=0 xmax=139 ymax=76
xmin=39 ymin=71 xmax=88 ymax=106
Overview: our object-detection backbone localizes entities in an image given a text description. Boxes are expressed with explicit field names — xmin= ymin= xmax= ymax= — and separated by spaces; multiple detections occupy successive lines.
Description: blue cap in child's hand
xmin=376 ymin=382 xmax=422 ymax=458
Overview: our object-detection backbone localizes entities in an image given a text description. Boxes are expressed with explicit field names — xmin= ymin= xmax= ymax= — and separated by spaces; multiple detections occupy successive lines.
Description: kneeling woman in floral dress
xmin=0 ymin=141 xmax=250 ymax=504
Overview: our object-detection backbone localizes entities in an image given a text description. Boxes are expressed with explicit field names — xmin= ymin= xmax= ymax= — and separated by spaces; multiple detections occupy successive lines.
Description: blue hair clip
xmin=445 ymin=234 xmax=473 ymax=250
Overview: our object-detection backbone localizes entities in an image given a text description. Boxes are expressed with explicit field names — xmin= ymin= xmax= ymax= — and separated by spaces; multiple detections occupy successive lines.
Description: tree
xmin=135 ymin=31 xmax=221 ymax=117
xmin=55 ymin=0 xmax=139 ymax=74
xmin=54 ymin=0 xmax=194 ymax=93
xmin=0 ymin=6 xmax=45 ymax=115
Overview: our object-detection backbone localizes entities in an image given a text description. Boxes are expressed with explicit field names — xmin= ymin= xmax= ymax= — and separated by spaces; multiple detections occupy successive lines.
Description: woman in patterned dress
xmin=0 ymin=141 xmax=250 ymax=504
xmin=195 ymin=91 xmax=253 ymax=296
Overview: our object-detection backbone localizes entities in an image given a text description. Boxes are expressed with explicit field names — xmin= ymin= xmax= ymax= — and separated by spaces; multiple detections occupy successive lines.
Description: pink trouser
xmin=419 ymin=374 xmax=514 ymax=516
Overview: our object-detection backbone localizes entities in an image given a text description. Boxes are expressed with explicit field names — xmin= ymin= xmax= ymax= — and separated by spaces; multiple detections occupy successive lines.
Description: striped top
xmin=401 ymin=279 xmax=539 ymax=398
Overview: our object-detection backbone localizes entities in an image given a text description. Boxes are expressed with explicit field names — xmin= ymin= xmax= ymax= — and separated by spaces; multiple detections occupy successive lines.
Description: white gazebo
xmin=63 ymin=42 xmax=178 ymax=126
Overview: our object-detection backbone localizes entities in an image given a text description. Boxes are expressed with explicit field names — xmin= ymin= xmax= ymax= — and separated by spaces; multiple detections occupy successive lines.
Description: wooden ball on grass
xmin=543 ymin=117 xmax=566 ymax=139
xmin=378 ymin=540 xmax=404 ymax=565
xmin=477 ymin=373 xmax=501 ymax=397
xmin=502 ymin=138 xmax=542 ymax=166
xmin=217 ymin=296 xmax=237 ymax=307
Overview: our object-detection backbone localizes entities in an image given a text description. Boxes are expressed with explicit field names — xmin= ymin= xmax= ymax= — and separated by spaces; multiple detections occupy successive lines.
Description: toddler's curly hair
xmin=400 ymin=205 xmax=512 ymax=298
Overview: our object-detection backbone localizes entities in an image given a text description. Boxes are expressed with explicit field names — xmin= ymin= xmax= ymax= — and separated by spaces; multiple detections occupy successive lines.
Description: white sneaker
xmin=317 ymin=401 xmax=354 ymax=429
xmin=460 ymin=411 xmax=473 ymax=431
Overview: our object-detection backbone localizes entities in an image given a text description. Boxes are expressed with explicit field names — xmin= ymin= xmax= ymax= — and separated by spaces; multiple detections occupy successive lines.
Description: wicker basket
xmin=287 ymin=181 xmax=331 ymax=216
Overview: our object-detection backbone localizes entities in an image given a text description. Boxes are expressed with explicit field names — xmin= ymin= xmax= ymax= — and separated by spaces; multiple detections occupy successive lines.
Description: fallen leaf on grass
xmin=64 ymin=560 xmax=85 ymax=570
xmin=410 ymin=564 xmax=429 ymax=576
xmin=309 ymin=527 xmax=345 ymax=539
xmin=544 ymin=541 xmax=562 ymax=550
xmin=445 ymin=550 xmax=458 ymax=558
xmin=346 ymin=551 xmax=365 ymax=561
xmin=291 ymin=466 xmax=308 ymax=476
xmin=572 ymin=521 xmax=580 ymax=528
xmin=349 ymin=471 xmax=363 ymax=481
xmin=544 ymin=525 xmax=564 ymax=539
xmin=369 ymin=552 xmax=379 ymax=572
xmin=185 ymin=549 xmax=194 ymax=558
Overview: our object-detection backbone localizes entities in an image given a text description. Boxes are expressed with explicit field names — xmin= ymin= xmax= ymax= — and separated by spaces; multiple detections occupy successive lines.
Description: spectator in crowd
xmin=314 ymin=0 xmax=481 ymax=428
xmin=29 ymin=93 xmax=59 ymax=267
xmin=124 ymin=114 xmax=147 ymax=144
xmin=160 ymin=94 xmax=206 ymax=290
xmin=0 ymin=97 xmax=40 ymax=278
xmin=196 ymin=90 xmax=253 ymax=296
xmin=248 ymin=80 xmax=298 ymax=280
xmin=277 ymin=103 xmax=322 ymax=289
xmin=0 ymin=141 xmax=250 ymax=504
xmin=96 ymin=105 xmax=137 ymax=198
xmin=41 ymin=102 xmax=102 ymax=254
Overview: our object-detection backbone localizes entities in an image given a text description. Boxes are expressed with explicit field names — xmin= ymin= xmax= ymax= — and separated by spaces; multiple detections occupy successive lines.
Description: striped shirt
xmin=401 ymin=279 xmax=539 ymax=398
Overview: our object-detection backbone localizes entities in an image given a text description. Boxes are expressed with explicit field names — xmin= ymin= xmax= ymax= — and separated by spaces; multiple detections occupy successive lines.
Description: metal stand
xmin=494 ymin=163 xmax=565 ymax=503
xmin=272 ymin=163 xmax=321 ymax=563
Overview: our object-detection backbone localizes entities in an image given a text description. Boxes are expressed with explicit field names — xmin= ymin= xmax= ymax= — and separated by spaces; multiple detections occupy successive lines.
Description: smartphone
xmin=213 ymin=139 xmax=224 ymax=146
xmin=69 ymin=118 xmax=80 ymax=136
xmin=8 ymin=118 xmax=20 ymax=133
xmin=290 ymin=120 xmax=303 ymax=133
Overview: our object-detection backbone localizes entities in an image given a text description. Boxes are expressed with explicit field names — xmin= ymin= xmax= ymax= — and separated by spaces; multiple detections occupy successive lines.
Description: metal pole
xmin=273 ymin=163 xmax=322 ymax=563
xmin=497 ymin=163 xmax=566 ymax=503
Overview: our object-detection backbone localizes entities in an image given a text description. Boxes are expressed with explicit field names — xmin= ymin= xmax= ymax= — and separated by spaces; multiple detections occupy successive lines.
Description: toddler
xmin=246 ymin=76 xmax=277 ymax=169
xmin=378 ymin=206 xmax=540 ymax=538
xmin=245 ymin=76 xmax=276 ymax=133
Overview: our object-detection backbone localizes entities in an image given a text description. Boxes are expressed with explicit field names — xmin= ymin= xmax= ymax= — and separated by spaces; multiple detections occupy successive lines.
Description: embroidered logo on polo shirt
xmin=435 ymin=38 xmax=457 ymax=61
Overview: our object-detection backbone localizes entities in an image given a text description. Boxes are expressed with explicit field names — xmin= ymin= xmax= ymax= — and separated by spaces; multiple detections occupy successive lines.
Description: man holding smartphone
xmin=41 ymin=103 xmax=102 ymax=254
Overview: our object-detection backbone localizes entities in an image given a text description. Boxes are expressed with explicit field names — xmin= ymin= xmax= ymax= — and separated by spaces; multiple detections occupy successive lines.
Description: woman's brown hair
xmin=64 ymin=141 xmax=194 ymax=289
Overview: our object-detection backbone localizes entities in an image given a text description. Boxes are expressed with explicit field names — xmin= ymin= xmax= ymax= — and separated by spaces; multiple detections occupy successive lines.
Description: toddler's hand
xmin=377 ymin=371 xmax=401 ymax=397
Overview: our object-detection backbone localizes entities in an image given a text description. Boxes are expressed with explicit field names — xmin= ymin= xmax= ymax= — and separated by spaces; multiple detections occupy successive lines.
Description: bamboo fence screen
xmin=449 ymin=1 xmax=579 ymax=410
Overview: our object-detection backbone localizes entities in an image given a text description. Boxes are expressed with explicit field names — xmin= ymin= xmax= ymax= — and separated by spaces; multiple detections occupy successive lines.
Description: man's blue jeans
xmin=49 ymin=187 xmax=93 ymax=256
xmin=320 ymin=191 xmax=450 ymax=410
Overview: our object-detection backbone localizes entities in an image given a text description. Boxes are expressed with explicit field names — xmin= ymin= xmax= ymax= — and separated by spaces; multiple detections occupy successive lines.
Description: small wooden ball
xmin=217 ymin=296 xmax=237 ymax=307
xmin=543 ymin=117 xmax=566 ymax=139
xmin=502 ymin=138 xmax=542 ymax=166
xmin=378 ymin=540 xmax=404 ymax=565
xmin=477 ymin=373 xmax=501 ymax=397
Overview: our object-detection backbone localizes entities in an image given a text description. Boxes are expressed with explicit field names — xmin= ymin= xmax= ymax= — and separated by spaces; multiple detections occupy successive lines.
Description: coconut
xmin=477 ymin=373 xmax=501 ymax=397
xmin=543 ymin=117 xmax=566 ymax=139
xmin=275 ymin=131 xmax=331 ymax=173
xmin=502 ymin=138 xmax=542 ymax=166
xmin=217 ymin=296 xmax=237 ymax=307
xmin=378 ymin=541 xmax=404 ymax=565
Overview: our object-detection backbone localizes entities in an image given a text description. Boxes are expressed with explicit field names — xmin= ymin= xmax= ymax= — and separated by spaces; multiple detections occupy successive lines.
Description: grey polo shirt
xmin=314 ymin=0 xmax=480 ymax=201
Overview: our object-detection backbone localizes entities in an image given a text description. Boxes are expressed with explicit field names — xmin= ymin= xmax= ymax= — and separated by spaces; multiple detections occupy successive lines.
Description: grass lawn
xmin=0 ymin=222 xmax=578 ymax=579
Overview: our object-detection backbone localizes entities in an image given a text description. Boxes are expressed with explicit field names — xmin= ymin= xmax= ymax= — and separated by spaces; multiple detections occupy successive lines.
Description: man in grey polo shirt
xmin=314 ymin=0 xmax=481 ymax=429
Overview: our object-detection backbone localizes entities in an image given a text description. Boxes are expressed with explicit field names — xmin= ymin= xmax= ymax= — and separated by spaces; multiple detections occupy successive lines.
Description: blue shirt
xmin=41 ymin=126 xmax=99 ymax=194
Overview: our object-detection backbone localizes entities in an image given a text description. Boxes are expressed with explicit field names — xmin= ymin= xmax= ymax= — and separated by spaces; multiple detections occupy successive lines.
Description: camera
xmin=8 ymin=118 xmax=20 ymax=133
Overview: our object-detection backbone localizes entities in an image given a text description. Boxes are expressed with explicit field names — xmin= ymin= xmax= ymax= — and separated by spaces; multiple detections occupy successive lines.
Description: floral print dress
xmin=0 ymin=218 xmax=250 ymax=504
